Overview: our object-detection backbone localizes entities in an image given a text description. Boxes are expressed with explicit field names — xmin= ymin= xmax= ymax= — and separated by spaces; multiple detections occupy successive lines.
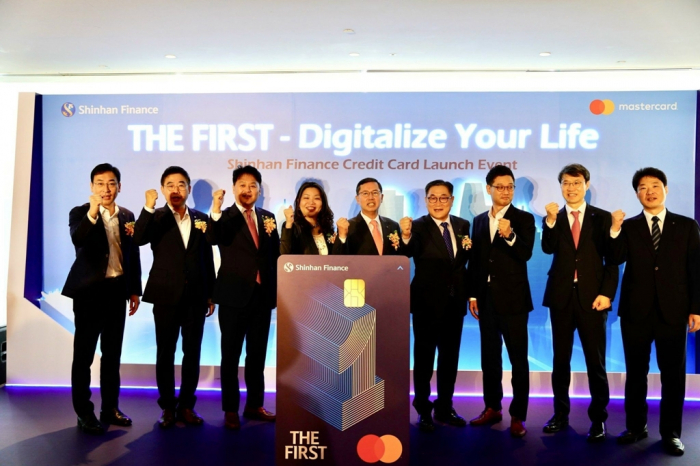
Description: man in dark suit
xmin=62 ymin=163 xmax=142 ymax=435
xmin=541 ymin=163 xmax=618 ymax=442
xmin=333 ymin=178 xmax=405 ymax=256
xmin=207 ymin=165 xmax=280 ymax=430
xmin=133 ymin=166 xmax=215 ymax=428
xmin=467 ymin=166 xmax=535 ymax=437
xmin=610 ymin=167 xmax=700 ymax=456
xmin=400 ymin=180 xmax=471 ymax=432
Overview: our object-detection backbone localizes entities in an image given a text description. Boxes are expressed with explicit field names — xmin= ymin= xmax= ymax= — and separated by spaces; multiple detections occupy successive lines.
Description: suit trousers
xmin=71 ymin=276 xmax=127 ymax=417
xmin=412 ymin=303 xmax=464 ymax=416
xmin=549 ymin=284 xmax=609 ymax=422
xmin=478 ymin=287 xmax=530 ymax=420
xmin=621 ymin=307 xmax=687 ymax=439
xmin=152 ymin=296 xmax=206 ymax=410
xmin=219 ymin=285 xmax=273 ymax=412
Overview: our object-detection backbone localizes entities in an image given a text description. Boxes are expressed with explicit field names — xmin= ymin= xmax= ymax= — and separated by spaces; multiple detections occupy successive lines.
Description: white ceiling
xmin=1 ymin=0 xmax=700 ymax=76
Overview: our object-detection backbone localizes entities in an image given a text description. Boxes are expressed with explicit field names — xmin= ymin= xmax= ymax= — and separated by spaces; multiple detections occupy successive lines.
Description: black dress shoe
xmin=158 ymin=408 xmax=176 ymax=429
xmin=77 ymin=413 xmax=105 ymax=435
xmin=100 ymin=408 xmax=133 ymax=426
xmin=616 ymin=427 xmax=648 ymax=444
xmin=179 ymin=408 xmax=204 ymax=425
xmin=434 ymin=409 xmax=467 ymax=427
xmin=543 ymin=414 xmax=569 ymax=433
xmin=417 ymin=414 xmax=435 ymax=432
xmin=662 ymin=437 xmax=684 ymax=456
xmin=587 ymin=422 xmax=606 ymax=443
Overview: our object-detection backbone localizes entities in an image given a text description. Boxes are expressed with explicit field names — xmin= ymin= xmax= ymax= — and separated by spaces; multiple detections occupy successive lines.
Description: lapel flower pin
xmin=457 ymin=234 xmax=472 ymax=250
xmin=262 ymin=215 xmax=276 ymax=236
xmin=326 ymin=232 xmax=337 ymax=244
xmin=387 ymin=230 xmax=400 ymax=251
xmin=124 ymin=221 xmax=135 ymax=237
xmin=194 ymin=219 xmax=207 ymax=233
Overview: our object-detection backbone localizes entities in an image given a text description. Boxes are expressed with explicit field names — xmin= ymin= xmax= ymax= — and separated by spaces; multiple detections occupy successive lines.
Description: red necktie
xmin=370 ymin=219 xmax=383 ymax=255
xmin=245 ymin=209 xmax=261 ymax=283
xmin=572 ymin=210 xmax=580 ymax=280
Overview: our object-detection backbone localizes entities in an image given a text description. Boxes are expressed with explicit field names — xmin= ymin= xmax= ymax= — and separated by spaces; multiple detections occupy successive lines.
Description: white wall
xmin=1 ymin=69 xmax=700 ymax=329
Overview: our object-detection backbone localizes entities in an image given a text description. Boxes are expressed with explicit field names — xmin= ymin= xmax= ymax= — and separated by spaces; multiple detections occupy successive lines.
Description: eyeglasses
xmin=490 ymin=185 xmax=516 ymax=193
xmin=164 ymin=182 xmax=188 ymax=191
xmin=93 ymin=182 xmax=118 ymax=189
xmin=358 ymin=191 xmax=381 ymax=198
xmin=426 ymin=196 xmax=453 ymax=204
xmin=561 ymin=181 xmax=584 ymax=189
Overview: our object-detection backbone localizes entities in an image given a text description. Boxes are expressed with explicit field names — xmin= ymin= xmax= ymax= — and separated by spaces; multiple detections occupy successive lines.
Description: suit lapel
xmin=185 ymin=209 xmax=196 ymax=251
xmin=163 ymin=206 xmax=186 ymax=252
xmin=255 ymin=208 xmax=266 ymax=251
xmin=234 ymin=204 xmax=257 ymax=249
xmin=380 ymin=216 xmax=395 ymax=254
xmin=635 ymin=213 xmax=655 ymax=255
xmin=117 ymin=208 xmax=127 ymax=245
xmin=558 ymin=208 xmax=576 ymax=249
xmin=354 ymin=214 xmax=377 ymax=254
xmin=579 ymin=206 xmax=594 ymax=246
xmin=427 ymin=216 xmax=453 ymax=261
xmin=656 ymin=210 xmax=675 ymax=255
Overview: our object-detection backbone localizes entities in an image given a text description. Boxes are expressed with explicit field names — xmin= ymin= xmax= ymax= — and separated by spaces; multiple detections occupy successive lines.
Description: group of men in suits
xmin=63 ymin=163 xmax=699 ymax=456
xmin=64 ymin=164 xmax=279 ymax=434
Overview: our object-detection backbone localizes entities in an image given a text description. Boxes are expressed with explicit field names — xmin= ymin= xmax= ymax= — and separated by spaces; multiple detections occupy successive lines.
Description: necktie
xmin=370 ymin=219 xmax=383 ymax=255
xmin=571 ymin=211 xmax=580 ymax=281
xmin=441 ymin=222 xmax=455 ymax=297
xmin=651 ymin=216 xmax=661 ymax=251
xmin=441 ymin=222 xmax=455 ymax=260
xmin=245 ymin=209 xmax=261 ymax=284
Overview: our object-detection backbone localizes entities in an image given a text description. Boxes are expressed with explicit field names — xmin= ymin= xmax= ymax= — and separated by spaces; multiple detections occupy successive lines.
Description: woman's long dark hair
xmin=293 ymin=181 xmax=334 ymax=237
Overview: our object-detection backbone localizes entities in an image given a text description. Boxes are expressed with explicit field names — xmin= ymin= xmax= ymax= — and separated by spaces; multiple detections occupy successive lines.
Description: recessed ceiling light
xmin=349 ymin=52 xmax=360 ymax=57
xmin=539 ymin=52 xmax=551 ymax=57
xmin=165 ymin=54 xmax=177 ymax=59
xmin=343 ymin=29 xmax=355 ymax=34
xmin=390 ymin=53 xmax=398 ymax=56
xmin=617 ymin=60 xmax=626 ymax=64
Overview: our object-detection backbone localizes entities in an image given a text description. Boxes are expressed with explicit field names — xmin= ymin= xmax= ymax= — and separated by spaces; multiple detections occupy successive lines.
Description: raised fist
xmin=400 ymin=217 xmax=413 ymax=239
xmin=337 ymin=217 xmax=350 ymax=239
xmin=611 ymin=209 xmax=625 ymax=232
xmin=284 ymin=205 xmax=294 ymax=228
xmin=145 ymin=189 xmax=158 ymax=209
xmin=498 ymin=218 xmax=512 ymax=237
xmin=545 ymin=202 xmax=559 ymax=224
xmin=89 ymin=193 xmax=103 ymax=217
xmin=212 ymin=189 xmax=225 ymax=214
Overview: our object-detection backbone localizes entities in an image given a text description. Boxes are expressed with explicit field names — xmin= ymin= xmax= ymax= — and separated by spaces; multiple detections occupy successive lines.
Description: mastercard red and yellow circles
xmin=590 ymin=99 xmax=615 ymax=115
xmin=357 ymin=434 xmax=403 ymax=463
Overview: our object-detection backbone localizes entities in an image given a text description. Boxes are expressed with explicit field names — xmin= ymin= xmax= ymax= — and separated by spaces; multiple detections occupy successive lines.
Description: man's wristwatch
xmin=505 ymin=230 xmax=515 ymax=241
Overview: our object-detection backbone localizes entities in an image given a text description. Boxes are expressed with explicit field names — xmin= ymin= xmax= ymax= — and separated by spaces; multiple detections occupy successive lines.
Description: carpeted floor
xmin=0 ymin=386 xmax=698 ymax=466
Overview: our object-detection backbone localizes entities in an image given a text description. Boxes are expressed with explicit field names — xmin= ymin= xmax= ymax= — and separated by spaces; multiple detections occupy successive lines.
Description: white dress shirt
xmin=144 ymin=203 xmax=191 ymax=248
xmin=88 ymin=205 xmax=124 ymax=278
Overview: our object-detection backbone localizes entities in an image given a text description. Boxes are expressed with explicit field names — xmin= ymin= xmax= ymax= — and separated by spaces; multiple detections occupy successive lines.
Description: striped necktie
xmin=651 ymin=216 xmax=661 ymax=251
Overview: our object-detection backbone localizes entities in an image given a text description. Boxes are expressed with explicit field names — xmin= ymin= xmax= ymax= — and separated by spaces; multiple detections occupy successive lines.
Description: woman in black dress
xmin=280 ymin=181 xmax=336 ymax=255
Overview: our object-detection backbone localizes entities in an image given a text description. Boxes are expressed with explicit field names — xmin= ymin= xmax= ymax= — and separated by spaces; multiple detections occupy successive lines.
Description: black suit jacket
xmin=331 ymin=213 xmax=406 ymax=255
xmin=133 ymin=206 xmax=215 ymax=307
xmin=612 ymin=211 xmax=700 ymax=325
xmin=541 ymin=204 xmax=619 ymax=310
xmin=206 ymin=205 xmax=280 ymax=310
xmin=405 ymin=215 xmax=471 ymax=316
xmin=280 ymin=224 xmax=334 ymax=255
xmin=62 ymin=204 xmax=142 ymax=300
xmin=467 ymin=206 xmax=535 ymax=315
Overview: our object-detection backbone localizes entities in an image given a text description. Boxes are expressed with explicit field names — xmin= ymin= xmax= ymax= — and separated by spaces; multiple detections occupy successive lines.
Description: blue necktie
xmin=441 ymin=222 xmax=454 ymax=260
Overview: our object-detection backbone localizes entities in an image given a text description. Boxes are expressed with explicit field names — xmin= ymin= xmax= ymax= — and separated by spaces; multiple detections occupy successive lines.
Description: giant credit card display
xmin=276 ymin=256 xmax=410 ymax=465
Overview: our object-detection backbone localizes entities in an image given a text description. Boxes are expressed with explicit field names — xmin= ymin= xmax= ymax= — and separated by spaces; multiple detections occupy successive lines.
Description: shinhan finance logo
xmin=357 ymin=434 xmax=402 ymax=463
xmin=61 ymin=102 xmax=76 ymax=117
xmin=283 ymin=262 xmax=294 ymax=273
xmin=589 ymin=99 xmax=615 ymax=116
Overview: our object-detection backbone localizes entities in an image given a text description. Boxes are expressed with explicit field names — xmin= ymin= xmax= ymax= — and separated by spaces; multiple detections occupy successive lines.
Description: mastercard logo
xmin=357 ymin=434 xmax=402 ymax=463
xmin=590 ymin=99 xmax=615 ymax=115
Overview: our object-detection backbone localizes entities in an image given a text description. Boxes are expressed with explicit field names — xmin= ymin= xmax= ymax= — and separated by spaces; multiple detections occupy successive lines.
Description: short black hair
xmin=91 ymin=163 xmax=121 ymax=183
xmin=356 ymin=178 xmax=383 ymax=195
xmin=632 ymin=167 xmax=667 ymax=191
xmin=558 ymin=163 xmax=590 ymax=183
xmin=232 ymin=165 xmax=262 ymax=184
xmin=424 ymin=179 xmax=454 ymax=196
xmin=485 ymin=165 xmax=515 ymax=185
xmin=160 ymin=166 xmax=191 ymax=186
